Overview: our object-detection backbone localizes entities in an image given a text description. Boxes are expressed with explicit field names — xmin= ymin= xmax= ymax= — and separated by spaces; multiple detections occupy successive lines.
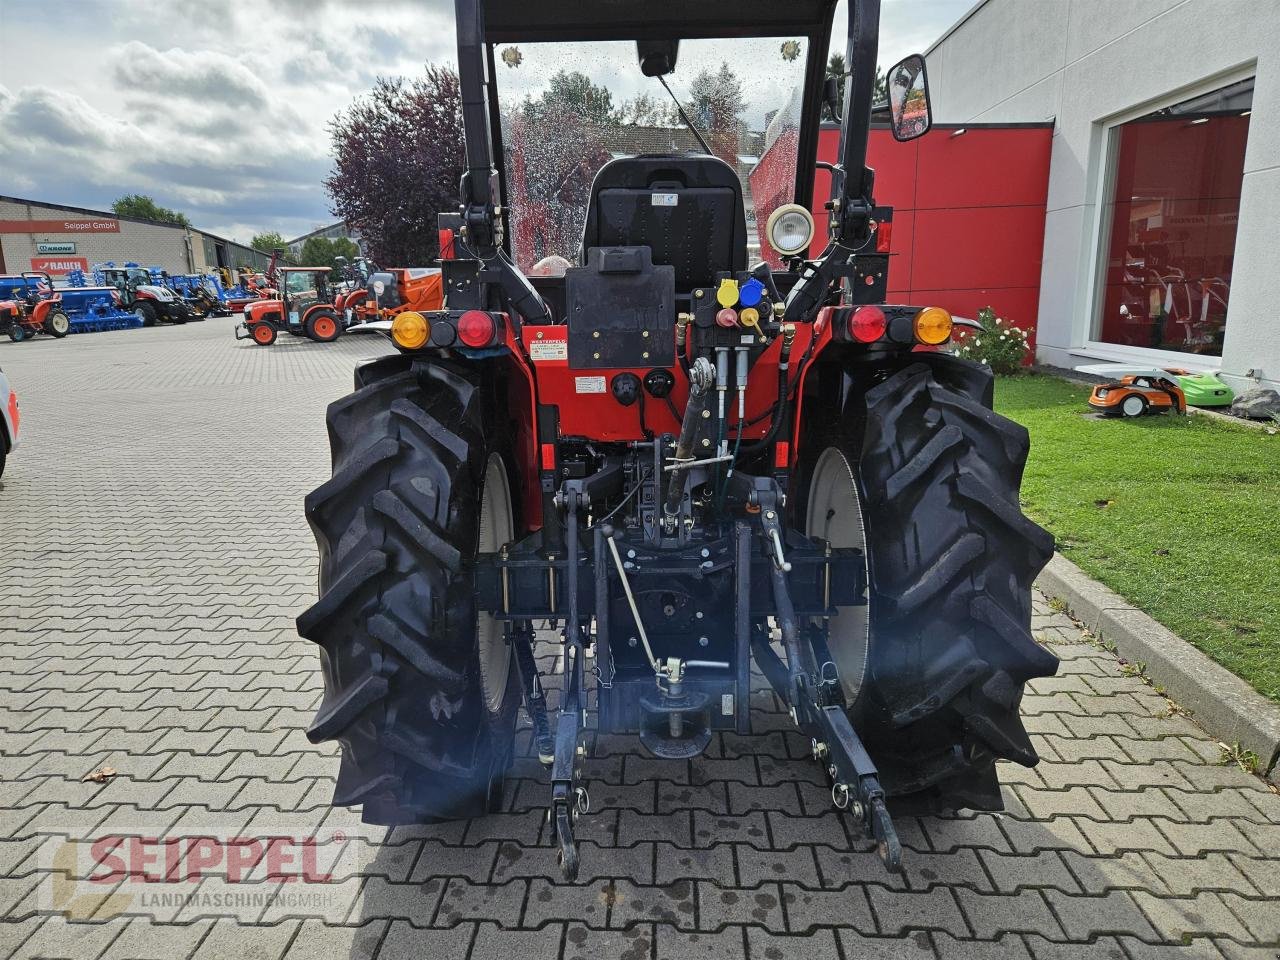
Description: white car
xmin=0 ymin=365 xmax=18 ymax=478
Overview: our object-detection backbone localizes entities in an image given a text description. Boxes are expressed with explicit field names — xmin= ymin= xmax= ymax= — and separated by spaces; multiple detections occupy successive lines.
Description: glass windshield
xmin=493 ymin=36 xmax=808 ymax=272
xmin=284 ymin=272 xmax=321 ymax=307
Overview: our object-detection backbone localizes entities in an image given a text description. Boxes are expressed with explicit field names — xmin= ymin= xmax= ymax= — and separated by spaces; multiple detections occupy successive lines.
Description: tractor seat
xmin=580 ymin=155 xmax=747 ymax=293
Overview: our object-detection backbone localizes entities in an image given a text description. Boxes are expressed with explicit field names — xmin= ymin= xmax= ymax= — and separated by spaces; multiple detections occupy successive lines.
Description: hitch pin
xmin=662 ymin=453 xmax=735 ymax=472
xmin=768 ymin=528 xmax=792 ymax=573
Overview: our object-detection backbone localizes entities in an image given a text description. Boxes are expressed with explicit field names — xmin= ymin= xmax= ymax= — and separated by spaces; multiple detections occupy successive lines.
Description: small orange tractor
xmin=235 ymin=267 xmax=344 ymax=345
xmin=1 ymin=272 xmax=70 ymax=342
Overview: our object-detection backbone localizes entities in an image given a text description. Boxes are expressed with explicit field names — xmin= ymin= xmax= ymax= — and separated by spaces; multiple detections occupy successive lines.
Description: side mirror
xmin=822 ymin=76 xmax=841 ymax=122
xmin=887 ymin=54 xmax=932 ymax=142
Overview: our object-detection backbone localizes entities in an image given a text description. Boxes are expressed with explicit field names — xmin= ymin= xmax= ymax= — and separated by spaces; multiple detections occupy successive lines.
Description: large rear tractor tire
xmin=297 ymin=359 xmax=520 ymax=824
xmin=800 ymin=356 xmax=1056 ymax=813
xmin=134 ymin=303 xmax=158 ymax=327
xmin=44 ymin=311 xmax=71 ymax=338
xmin=305 ymin=309 xmax=341 ymax=343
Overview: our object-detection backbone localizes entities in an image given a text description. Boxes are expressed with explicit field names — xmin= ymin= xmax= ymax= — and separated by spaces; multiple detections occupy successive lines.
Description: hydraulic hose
xmin=663 ymin=357 xmax=715 ymax=530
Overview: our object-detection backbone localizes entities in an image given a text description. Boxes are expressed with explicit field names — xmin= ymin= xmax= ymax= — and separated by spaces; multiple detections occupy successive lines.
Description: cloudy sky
xmin=0 ymin=0 xmax=973 ymax=244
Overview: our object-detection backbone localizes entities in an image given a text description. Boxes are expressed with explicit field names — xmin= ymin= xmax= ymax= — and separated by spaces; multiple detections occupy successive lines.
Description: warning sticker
xmin=575 ymin=375 xmax=607 ymax=394
xmin=528 ymin=339 xmax=568 ymax=361
xmin=651 ymin=193 xmax=678 ymax=207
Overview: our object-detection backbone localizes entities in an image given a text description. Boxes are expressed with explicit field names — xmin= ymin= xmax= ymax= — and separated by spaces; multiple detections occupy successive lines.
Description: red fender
xmin=501 ymin=319 xmax=543 ymax=531
xmin=30 ymin=298 xmax=56 ymax=324
xmin=787 ymin=307 xmax=838 ymax=470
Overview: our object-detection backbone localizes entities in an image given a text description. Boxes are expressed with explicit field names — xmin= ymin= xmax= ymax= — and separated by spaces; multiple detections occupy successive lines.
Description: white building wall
xmin=927 ymin=0 xmax=1280 ymax=391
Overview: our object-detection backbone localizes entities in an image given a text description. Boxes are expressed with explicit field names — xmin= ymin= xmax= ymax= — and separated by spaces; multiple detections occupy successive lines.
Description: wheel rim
xmin=315 ymin=316 xmax=336 ymax=339
xmin=805 ymin=447 xmax=871 ymax=706
xmin=51 ymin=314 xmax=69 ymax=334
xmin=253 ymin=325 xmax=274 ymax=344
xmin=134 ymin=308 xmax=147 ymax=322
xmin=1122 ymin=396 xmax=1145 ymax=417
xmin=476 ymin=452 xmax=514 ymax=716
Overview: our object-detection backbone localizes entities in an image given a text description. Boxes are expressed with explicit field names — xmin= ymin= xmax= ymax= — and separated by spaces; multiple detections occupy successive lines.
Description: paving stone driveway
xmin=1 ymin=321 xmax=1277 ymax=960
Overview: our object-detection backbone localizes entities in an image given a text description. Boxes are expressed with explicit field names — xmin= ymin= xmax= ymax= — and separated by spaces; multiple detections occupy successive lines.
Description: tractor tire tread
xmin=299 ymin=361 xmax=515 ymax=824
xmin=851 ymin=359 xmax=1056 ymax=812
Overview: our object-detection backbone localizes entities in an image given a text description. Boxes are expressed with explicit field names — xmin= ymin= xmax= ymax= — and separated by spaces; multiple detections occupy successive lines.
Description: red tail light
xmin=875 ymin=221 xmax=893 ymax=253
xmin=458 ymin=310 xmax=497 ymax=348
xmin=849 ymin=306 xmax=887 ymax=343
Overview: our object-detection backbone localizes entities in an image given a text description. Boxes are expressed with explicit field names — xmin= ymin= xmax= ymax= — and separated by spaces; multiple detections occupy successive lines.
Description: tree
xmin=250 ymin=231 xmax=286 ymax=253
xmin=686 ymin=63 xmax=745 ymax=164
xmin=325 ymin=66 xmax=465 ymax=265
xmin=298 ymin=236 xmax=361 ymax=280
xmin=498 ymin=70 xmax=620 ymax=266
xmin=525 ymin=70 xmax=618 ymax=125
xmin=618 ymin=91 xmax=680 ymax=127
xmin=825 ymin=54 xmax=888 ymax=118
xmin=112 ymin=194 xmax=191 ymax=228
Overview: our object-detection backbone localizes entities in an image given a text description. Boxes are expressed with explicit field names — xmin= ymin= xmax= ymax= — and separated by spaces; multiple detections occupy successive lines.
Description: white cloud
xmin=0 ymin=0 xmax=971 ymax=240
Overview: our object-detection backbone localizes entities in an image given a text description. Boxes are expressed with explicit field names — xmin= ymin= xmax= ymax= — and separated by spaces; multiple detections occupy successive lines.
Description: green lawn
xmin=993 ymin=374 xmax=1280 ymax=703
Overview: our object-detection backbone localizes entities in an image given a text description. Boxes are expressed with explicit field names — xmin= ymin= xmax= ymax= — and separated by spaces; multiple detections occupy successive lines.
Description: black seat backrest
xmin=581 ymin=155 xmax=746 ymax=292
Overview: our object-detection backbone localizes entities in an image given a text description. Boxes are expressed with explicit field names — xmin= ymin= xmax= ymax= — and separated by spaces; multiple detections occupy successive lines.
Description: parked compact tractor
xmin=299 ymin=0 xmax=1057 ymax=881
xmin=235 ymin=267 xmax=345 ymax=345
xmin=340 ymin=266 xmax=445 ymax=327
xmin=0 ymin=272 xmax=70 ymax=342
xmin=97 ymin=265 xmax=191 ymax=326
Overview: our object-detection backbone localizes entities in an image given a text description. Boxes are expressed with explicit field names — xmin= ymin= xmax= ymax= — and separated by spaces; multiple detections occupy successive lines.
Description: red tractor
xmin=235 ymin=267 xmax=344 ymax=345
xmin=0 ymin=272 xmax=70 ymax=342
xmin=298 ymin=0 xmax=1056 ymax=881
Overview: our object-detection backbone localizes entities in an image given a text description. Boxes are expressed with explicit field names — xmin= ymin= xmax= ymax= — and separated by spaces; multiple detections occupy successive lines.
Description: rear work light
xmin=915 ymin=307 xmax=953 ymax=345
xmin=458 ymin=310 xmax=499 ymax=348
xmin=849 ymin=305 xmax=887 ymax=343
xmin=391 ymin=311 xmax=430 ymax=349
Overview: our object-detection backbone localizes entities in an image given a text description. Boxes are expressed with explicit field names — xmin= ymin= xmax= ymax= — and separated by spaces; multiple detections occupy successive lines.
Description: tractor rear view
xmin=298 ymin=0 xmax=1056 ymax=881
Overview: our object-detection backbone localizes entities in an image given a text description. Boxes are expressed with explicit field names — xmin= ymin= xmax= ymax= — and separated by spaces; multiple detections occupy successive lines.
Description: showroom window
xmin=1096 ymin=78 xmax=1253 ymax=357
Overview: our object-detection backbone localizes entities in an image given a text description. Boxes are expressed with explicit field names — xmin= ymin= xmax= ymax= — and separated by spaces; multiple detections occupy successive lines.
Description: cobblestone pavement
xmin=1 ymin=321 xmax=1277 ymax=960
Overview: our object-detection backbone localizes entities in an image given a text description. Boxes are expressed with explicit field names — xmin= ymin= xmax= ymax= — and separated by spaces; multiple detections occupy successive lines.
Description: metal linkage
xmin=749 ymin=480 xmax=902 ymax=873
xmin=548 ymin=483 xmax=590 ymax=881
xmin=510 ymin=621 xmax=554 ymax=766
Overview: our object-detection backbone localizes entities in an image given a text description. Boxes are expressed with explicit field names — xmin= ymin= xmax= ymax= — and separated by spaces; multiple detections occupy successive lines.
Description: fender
xmin=301 ymin=304 xmax=337 ymax=327
xmin=31 ymin=297 xmax=58 ymax=324
xmin=500 ymin=320 xmax=542 ymax=530
xmin=789 ymin=307 xmax=838 ymax=468
xmin=339 ymin=289 xmax=368 ymax=313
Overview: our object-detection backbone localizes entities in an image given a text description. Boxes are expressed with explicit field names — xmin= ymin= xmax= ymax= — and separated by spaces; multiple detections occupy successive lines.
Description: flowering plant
xmin=951 ymin=307 xmax=1030 ymax=375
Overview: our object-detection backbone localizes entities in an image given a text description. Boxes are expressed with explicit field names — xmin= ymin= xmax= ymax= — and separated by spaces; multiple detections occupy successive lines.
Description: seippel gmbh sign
xmin=0 ymin=218 xmax=120 ymax=234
